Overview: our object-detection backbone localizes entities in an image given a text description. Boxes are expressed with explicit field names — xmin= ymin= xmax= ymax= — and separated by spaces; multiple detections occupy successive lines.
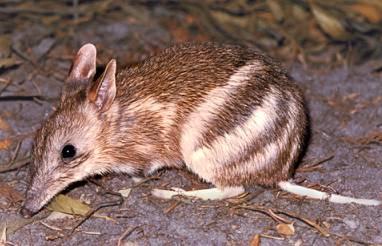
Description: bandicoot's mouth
xmin=20 ymin=190 xmax=47 ymax=218
xmin=20 ymin=205 xmax=35 ymax=218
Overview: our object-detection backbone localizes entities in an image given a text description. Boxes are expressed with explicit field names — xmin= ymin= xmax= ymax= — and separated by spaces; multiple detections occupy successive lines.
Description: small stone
xmin=343 ymin=218 xmax=358 ymax=229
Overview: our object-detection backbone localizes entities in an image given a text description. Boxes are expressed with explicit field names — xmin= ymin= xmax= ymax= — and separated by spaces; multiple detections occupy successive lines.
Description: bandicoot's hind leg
xmin=151 ymin=138 xmax=246 ymax=200
xmin=151 ymin=186 xmax=244 ymax=200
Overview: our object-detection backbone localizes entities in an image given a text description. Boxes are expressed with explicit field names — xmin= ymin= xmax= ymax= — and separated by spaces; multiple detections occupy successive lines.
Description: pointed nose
xmin=20 ymin=206 xmax=34 ymax=218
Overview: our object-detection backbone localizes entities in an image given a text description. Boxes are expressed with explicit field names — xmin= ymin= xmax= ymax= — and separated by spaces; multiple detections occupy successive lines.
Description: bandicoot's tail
xmin=278 ymin=181 xmax=381 ymax=206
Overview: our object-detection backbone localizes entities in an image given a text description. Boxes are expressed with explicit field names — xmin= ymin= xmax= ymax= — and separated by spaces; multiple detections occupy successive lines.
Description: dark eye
xmin=61 ymin=144 xmax=76 ymax=161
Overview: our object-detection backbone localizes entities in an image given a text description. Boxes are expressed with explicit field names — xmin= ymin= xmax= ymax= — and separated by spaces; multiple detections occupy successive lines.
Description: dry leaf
xmin=211 ymin=10 xmax=250 ymax=29
xmin=348 ymin=3 xmax=382 ymax=23
xmin=276 ymin=223 xmax=295 ymax=236
xmin=249 ymin=234 xmax=261 ymax=246
xmin=365 ymin=0 xmax=382 ymax=9
xmin=0 ymin=36 xmax=11 ymax=58
xmin=291 ymin=4 xmax=309 ymax=21
xmin=267 ymin=0 xmax=284 ymax=22
xmin=32 ymin=37 xmax=56 ymax=60
xmin=0 ymin=57 xmax=22 ymax=69
xmin=47 ymin=195 xmax=114 ymax=221
xmin=118 ymin=188 xmax=132 ymax=198
xmin=322 ymin=221 xmax=331 ymax=230
xmin=47 ymin=194 xmax=91 ymax=216
xmin=45 ymin=211 xmax=74 ymax=221
xmin=0 ymin=224 xmax=6 ymax=245
xmin=0 ymin=118 xmax=10 ymax=131
xmin=0 ymin=182 xmax=23 ymax=204
xmin=311 ymin=4 xmax=350 ymax=41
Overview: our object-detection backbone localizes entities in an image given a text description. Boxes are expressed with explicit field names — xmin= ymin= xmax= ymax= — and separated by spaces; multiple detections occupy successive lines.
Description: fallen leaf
xmin=276 ymin=223 xmax=295 ymax=236
xmin=45 ymin=211 xmax=74 ymax=221
xmin=0 ymin=57 xmax=22 ymax=69
xmin=0 ymin=139 xmax=12 ymax=150
xmin=249 ymin=234 xmax=261 ymax=246
xmin=352 ymin=131 xmax=382 ymax=145
xmin=47 ymin=195 xmax=115 ymax=221
xmin=311 ymin=4 xmax=350 ymax=41
xmin=366 ymin=0 xmax=382 ymax=9
xmin=291 ymin=4 xmax=309 ymax=21
xmin=167 ymin=21 xmax=191 ymax=43
xmin=348 ymin=3 xmax=382 ymax=23
xmin=0 ymin=182 xmax=23 ymax=204
xmin=322 ymin=221 xmax=331 ymax=230
xmin=0 ymin=118 xmax=10 ymax=131
xmin=211 ymin=10 xmax=250 ymax=29
xmin=118 ymin=188 xmax=132 ymax=198
xmin=267 ymin=0 xmax=284 ymax=22
xmin=32 ymin=37 xmax=56 ymax=60
xmin=0 ymin=224 xmax=5 ymax=245
xmin=47 ymin=194 xmax=91 ymax=216
xmin=122 ymin=242 xmax=138 ymax=246
xmin=0 ymin=36 xmax=11 ymax=58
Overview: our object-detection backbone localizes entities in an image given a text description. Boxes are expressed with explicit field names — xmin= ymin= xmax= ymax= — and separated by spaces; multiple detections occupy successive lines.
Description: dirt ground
xmin=1 ymin=1 xmax=382 ymax=245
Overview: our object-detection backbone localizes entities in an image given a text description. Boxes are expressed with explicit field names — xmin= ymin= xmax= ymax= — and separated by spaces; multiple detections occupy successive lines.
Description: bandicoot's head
xmin=21 ymin=44 xmax=119 ymax=217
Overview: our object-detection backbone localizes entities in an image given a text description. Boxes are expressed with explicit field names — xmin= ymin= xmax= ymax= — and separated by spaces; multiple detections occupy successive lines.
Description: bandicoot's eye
xmin=61 ymin=144 xmax=76 ymax=162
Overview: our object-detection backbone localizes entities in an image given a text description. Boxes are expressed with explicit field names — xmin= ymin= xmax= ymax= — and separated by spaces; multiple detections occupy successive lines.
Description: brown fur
xmin=21 ymin=42 xmax=307 ymax=216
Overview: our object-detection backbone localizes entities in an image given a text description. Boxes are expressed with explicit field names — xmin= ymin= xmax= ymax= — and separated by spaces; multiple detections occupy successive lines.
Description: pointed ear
xmin=87 ymin=59 xmax=117 ymax=112
xmin=63 ymin=43 xmax=97 ymax=98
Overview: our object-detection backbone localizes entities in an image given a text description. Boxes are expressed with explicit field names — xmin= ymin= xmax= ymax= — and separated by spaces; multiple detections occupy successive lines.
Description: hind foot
xmin=151 ymin=186 xmax=245 ymax=200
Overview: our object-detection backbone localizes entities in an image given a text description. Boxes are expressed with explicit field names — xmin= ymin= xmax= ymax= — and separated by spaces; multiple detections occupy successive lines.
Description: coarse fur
xmin=22 ymin=42 xmax=309 ymax=216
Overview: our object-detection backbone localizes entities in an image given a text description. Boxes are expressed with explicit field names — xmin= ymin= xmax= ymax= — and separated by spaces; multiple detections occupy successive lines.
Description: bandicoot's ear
xmin=87 ymin=59 xmax=116 ymax=112
xmin=63 ymin=43 xmax=97 ymax=97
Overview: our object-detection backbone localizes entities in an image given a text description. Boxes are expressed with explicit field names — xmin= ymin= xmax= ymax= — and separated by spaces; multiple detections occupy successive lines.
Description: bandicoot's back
xmin=114 ymin=43 xmax=306 ymax=186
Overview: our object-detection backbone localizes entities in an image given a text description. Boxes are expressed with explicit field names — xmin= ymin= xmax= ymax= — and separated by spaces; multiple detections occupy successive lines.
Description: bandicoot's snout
xmin=20 ymin=178 xmax=53 ymax=218
xmin=20 ymin=198 xmax=36 ymax=218
xmin=20 ymin=205 xmax=34 ymax=218
xmin=20 ymin=190 xmax=42 ymax=218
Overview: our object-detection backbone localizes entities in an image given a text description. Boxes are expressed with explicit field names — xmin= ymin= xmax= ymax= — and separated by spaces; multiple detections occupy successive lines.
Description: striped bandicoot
xmin=20 ymin=43 xmax=380 ymax=217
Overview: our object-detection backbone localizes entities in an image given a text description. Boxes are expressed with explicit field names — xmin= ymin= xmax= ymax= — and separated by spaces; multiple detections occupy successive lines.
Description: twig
xmin=274 ymin=209 xmax=329 ymax=237
xmin=260 ymin=234 xmax=284 ymax=240
xmin=40 ymin=221 xmax=63 ymax=231
xmin=131 ymin=175 xmax=160 ymax=188
xmin=331 ymin=233 xmax=378 ymax=246
xmin=0 ymin=6 xmax=71 ymax=15
xmin=0 ymin=78 xmax=13 ymax=96
xmin=267 ymin=209 xmax=292 ymax=224
xmin=117 ymin=226 xmax=141 ymax=246
xmin=0 ymin=95 xmax=56 ymax=102
xmin=79 ymin=230 xmax=101 ymax=235
xmin=70 ymin=179 xmax=124 ymax=234
xmin=235 ymin=205 xmax=291 ymax=224
xmin=237 ymin=205 xmax=330 ymax=237
xmin=0 ymin=132 xmax=34 ymax=143
xmin=297 ymin=154 xmax=335 ymax=173
xmin=5 ymin=141 xmax=22 ymax=168
xmin=3 ymin=210 xmax=50 ymax=236
xmin=69 ymin=198 xmax=123 ymax=234
xmin=0 ymin=156 xmax=30 ymax=173
xmin=164 ymin=200 xmax=181 ymax=214
xmin=11 ymin=45 xmax=37 ymax=66
xmin=88 ymin=179 xmax=125 ymax=200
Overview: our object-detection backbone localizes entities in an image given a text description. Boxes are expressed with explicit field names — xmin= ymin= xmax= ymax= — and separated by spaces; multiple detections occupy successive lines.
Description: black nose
xmin=20 ymin=206 xmax=33 ymax=218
